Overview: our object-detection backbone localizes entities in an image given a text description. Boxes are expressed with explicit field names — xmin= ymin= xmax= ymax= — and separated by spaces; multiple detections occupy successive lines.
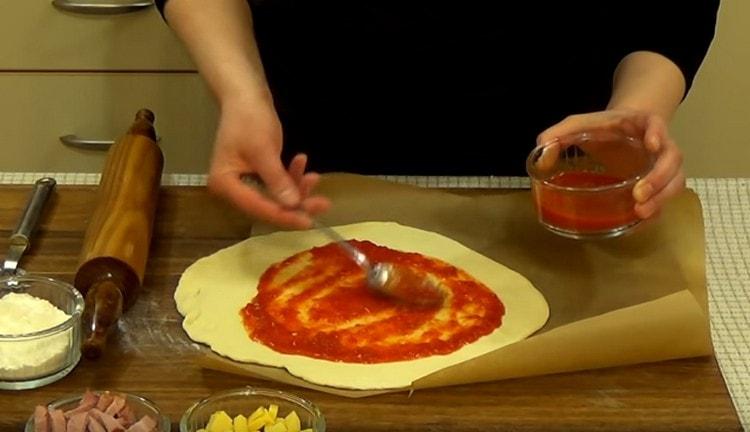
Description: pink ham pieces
xmin=32 ymin=390 xmax=158 ymax=432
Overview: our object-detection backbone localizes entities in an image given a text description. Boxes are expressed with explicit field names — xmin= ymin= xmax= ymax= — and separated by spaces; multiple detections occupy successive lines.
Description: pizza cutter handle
xmin=10 ymin=177 xmax=56 ymax=246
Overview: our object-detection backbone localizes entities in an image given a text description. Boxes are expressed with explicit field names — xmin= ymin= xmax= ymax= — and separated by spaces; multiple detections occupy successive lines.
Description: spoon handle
xmin=312 ymin=221 xmax=371 ymax=271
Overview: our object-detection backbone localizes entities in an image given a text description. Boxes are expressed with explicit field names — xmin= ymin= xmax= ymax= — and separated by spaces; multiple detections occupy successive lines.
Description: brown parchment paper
xmin=198 ymin=173 xmax=711 ymax=397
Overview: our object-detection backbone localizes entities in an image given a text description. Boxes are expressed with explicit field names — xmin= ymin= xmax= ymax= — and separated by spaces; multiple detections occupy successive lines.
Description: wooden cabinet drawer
xmin=0 ymin=1 xmax=194 ymax=70
xmin=0 ymin=73 xmax=217 ymax=173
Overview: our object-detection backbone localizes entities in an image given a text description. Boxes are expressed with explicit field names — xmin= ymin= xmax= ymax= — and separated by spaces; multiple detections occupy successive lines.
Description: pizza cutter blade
xmin=313 ymin=221 xmax=445 ymax=307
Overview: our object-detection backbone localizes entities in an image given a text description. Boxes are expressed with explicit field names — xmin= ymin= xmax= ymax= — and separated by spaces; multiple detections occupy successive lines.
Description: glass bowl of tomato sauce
xmin=526 ymin=128 xmax=655 ymax=239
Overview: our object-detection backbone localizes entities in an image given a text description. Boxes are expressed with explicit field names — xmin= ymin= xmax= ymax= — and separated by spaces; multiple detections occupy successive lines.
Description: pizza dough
xmin=175 ymin=222 xmax=549 ymax=390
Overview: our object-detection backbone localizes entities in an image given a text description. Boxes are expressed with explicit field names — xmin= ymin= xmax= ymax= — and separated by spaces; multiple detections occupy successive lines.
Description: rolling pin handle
xmin=81 ymin=279 xmax=124 ymax=359
xmin=135 ymin=109 xmax=155 ymax=124
xmin=128 ymin=109 xmax=157 ymax=140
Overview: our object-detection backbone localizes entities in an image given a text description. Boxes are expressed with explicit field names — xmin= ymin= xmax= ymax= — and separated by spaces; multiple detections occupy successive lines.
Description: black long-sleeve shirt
xmin=156 ymin=1 xmax=719 ymax=175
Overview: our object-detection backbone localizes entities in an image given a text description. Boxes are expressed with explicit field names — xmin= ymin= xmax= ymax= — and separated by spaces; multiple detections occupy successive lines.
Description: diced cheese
xmin=284 ymin=411 xmax=301 ymax=432
xmin=247 ymin=415 xmax=267 ymax=431
xmin=268 ymin=404 xmax=279 ymax=422
xmin=206 ymin=411 xmax=233 ymax=432
xmin=234 ymin=414 xmax=249 ymax=432
xmin=202 ymin=406 xmax=311 ymax=432
xmin=264 ymin=422 xmax=287 ymax=432
xmin=248 ymin=406 xmax=265 ymax=423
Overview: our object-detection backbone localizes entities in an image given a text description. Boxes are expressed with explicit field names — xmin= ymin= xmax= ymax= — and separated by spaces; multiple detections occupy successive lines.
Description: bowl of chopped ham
xmin=25 ymin=389 xmax=170 ymax=432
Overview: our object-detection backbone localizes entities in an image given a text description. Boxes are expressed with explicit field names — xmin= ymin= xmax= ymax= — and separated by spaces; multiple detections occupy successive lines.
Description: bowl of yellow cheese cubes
xmin=179 ymin=387 xmax=326 ymax=432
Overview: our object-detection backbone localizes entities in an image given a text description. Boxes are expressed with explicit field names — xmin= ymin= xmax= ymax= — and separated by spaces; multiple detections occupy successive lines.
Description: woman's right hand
xmin=206 ymin=96 xmax=331 ymax=229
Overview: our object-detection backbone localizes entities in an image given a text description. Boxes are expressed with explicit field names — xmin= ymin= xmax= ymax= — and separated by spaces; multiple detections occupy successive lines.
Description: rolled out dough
xmin=175 ymin=222 xmax=549 ymax=390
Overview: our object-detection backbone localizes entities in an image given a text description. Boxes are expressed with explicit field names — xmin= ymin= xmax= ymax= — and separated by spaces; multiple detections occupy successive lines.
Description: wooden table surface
xmin=0 ymin=185 xmax=742 ymax=432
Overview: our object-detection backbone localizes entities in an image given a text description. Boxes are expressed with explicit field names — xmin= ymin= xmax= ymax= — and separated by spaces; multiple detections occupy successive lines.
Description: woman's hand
xmin=162 ymin=0 xmax=329 ymax=228
xmin=537 ymin=109 xmax=685 ymax=219
xmin=207 ymin=98 xmax=331 ymax=229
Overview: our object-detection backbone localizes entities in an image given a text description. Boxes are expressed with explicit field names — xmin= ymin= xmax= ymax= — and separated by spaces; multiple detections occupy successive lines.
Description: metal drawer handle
xmin=60 ymin=135 xmax=114 ymax=150
xmin=51 ymin=0 xmax=153 ymax=15
xmin=60 ymin=134 xmax=161 ymax=149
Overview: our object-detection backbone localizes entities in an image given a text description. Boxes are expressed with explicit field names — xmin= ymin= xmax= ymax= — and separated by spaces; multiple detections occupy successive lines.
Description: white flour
xmin=0 ymin=292 xmax=72 ymax=380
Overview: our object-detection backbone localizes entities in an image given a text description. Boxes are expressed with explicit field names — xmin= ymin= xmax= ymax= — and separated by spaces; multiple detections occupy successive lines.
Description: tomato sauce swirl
xmin=242 ymin=240 xmax=504 ymax=363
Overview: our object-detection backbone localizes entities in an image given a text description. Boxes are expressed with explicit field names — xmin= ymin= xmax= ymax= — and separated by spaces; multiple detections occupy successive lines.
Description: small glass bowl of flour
xmin=0 ymin=275 xmax=84 ymax=390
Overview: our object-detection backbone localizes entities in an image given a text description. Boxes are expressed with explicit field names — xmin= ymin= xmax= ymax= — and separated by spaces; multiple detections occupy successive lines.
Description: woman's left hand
xmin=536 ymin=109 xmax=685 ymax=219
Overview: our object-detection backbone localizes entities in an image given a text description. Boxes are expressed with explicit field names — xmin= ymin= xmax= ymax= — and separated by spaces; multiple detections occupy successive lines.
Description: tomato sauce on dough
xmin=241 ymin=240 xmax=504 ymax=363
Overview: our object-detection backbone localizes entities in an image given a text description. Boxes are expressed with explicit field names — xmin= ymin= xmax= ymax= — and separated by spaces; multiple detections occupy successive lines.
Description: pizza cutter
xmin=2 ymin=177 xmax=57 ymax=276
xmin=313 ymin=221 xmax=445 ymax=307
xmin=1 ymin=177 xmax=57 ymax=276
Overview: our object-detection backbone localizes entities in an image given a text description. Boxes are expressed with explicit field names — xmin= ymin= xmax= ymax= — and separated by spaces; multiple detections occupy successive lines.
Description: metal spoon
xmin=312 ymin=221 xmax=444 ymax=307
xmin=239 ymin=174 xmax=445 ymax=306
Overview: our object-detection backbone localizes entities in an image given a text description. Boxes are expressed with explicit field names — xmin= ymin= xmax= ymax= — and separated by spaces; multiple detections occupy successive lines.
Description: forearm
xmin=606 ymin=51 xmax=686 ymax=121
xmin=163 ymin=0 xmax=273 ymax=110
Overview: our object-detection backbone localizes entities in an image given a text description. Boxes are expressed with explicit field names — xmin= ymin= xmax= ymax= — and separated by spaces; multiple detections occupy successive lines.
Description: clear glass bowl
xmin=526 ymin=128 xmax=655 ymax=239
xmin=24 ymin=390 xmax=171 ymax=432
xmin=180 ymin=387 xmax=326 ymax=432
xmin=0 ymin=275 xmax=84 ymax=390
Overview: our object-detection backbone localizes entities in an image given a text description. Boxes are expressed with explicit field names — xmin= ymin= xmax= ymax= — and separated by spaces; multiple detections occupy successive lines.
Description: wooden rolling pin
xmin=75 ymin=109 xmax=164 ymax=359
